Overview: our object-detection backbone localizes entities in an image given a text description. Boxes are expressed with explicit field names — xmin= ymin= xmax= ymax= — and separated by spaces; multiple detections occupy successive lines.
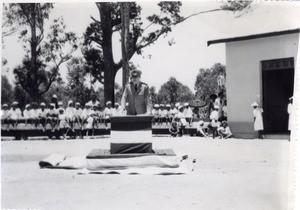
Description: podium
xmin=110 ymin=115 xmax=153 ymax=131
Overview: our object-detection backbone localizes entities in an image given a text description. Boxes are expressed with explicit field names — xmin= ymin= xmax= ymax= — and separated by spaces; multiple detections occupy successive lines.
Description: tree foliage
xmin=157 ymin=77 xmax=194 ymax=104
xmin=82 ymin=1 xmax=251 ymax=103
xmin=66 ymin=57 xmax=92 ymax=106
xmin=9 ymin=3 xmax=78 ymax=102
xmin=1 ymin=76 xmax=14 ymax=105
xmin=194 ymin=63 xmax=226 ymax=102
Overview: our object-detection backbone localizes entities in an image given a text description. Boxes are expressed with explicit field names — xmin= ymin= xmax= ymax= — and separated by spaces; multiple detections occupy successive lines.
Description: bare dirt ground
xmin=1 ymin=131 xmax=292 ymax=210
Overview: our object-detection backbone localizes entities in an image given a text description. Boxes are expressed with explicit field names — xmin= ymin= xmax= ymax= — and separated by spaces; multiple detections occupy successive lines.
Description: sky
xmin=2 ymin=0 xmax=300 ymax=92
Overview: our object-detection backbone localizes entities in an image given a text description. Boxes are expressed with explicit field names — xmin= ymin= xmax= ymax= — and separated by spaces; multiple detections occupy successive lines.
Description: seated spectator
xmin=73 ymin=102 xmax=83 ymax=130
xmin=113 ymin=103 xmax=122 ymax=116
xmin=38 ymin=103 xmax=48 ymax=131
xmin=91 ymin=105 xmax=100 ymax=128
xmin=210 ymin=106 xmax=220 ymax=139
xmin=197 ymin=120 xmax=208 ymax=137
xmin=159 ymin=104 xmax=166 ymax=124
xmin=65 ymin=100 xmax=75 ymax=131
xmin=88 ymin=94 xmax=100 ymax=107
xmin=183 ymin=103 xmax=193 ymax=126
xmin=170 ymin=103 xmax=178 ymax=120
xmin=30 ymin=102 xmax=39 ymax=128
xmin=104 ymin=101 xmax=113 ymax=129
xmin=57 ymin=108 xmax=68 ymax=139
xmin=169 ymin=121 xmax=179 ymax=137
xmin=10 ymin=102 xmax=22 ymax=129
xmin=192 ymin=107 xmax=200 ymax=119
xmin=1 ymin=104 xmax=11 ymax=130
xmin=165 ymin=104 xmax=172 ymax=125
xmin=23 ymin=104 xmax=32 ymax=128
xmin=152 ymin=104 xmax=160 ymax=125
xmin=218 ymin=121 xmax=233 ymax=139
xmin=47 ymin=103 xmax=59 ymax=132
xmin=176 ymin=105 xmax=187 ymax=136
xmin=58 ymin=101 xmax=65 ymax=112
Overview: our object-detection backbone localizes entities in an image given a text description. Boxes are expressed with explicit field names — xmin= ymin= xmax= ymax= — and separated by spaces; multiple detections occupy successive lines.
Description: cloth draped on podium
xmin=39 ymin=143 xmax=193 ymax=175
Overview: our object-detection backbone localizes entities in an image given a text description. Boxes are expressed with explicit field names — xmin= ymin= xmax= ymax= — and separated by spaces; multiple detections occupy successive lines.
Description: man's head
xmin=130 ymin=70 xmax=142 ymax=84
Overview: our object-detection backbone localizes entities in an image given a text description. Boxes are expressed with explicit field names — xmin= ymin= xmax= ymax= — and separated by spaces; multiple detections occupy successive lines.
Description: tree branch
xmin=137 ymin=8 xmax=222 ymax=50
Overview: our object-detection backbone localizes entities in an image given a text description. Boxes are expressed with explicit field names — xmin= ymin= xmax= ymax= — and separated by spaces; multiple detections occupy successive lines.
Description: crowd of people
xmin=161 ymin=92 xmax=231 ymax=139
xmin=0 ymin=95 xmax=125 ymax=136
xmin=1 ymin=90 xmax=232 ymax=139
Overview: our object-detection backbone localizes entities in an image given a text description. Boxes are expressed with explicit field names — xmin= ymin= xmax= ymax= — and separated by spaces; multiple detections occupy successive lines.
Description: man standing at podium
xmin=121 ymin=69 xmax=150 ymax=115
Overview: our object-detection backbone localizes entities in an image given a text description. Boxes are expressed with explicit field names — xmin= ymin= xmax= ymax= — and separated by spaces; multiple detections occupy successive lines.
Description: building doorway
xmin=262 ymin=58 xmax=294 ymax=134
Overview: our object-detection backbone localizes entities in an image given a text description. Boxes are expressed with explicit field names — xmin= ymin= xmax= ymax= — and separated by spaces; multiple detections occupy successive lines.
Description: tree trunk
xmin=30 ymin=4 xmax=39 ymax=102
xmin=99 ymin=4 xmax=117 ymax=105
xmin=121 ymin=3 xmax=130 ymax=90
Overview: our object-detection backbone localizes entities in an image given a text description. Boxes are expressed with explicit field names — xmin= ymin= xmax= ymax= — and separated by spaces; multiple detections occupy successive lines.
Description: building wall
xmin=226 ymin=33 xmax=299 ymax=138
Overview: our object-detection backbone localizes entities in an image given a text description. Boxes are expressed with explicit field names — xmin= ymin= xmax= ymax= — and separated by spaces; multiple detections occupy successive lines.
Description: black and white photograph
xmin=1 ymin=0 xmax=300 ymax=209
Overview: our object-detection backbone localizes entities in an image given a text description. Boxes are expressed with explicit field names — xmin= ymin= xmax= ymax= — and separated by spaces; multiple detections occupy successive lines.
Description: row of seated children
xmin=1 ymin=101 xmax=124 ymax=134
xmin=152 ymin=103 xmax=193 ymax=126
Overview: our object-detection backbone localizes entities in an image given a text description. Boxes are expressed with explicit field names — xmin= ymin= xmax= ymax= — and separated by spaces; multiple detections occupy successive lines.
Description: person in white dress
xmin=210 ymin=106 xmax=219 ymax=139
xmin=113 ymin=103 xmax=122 ymax=116
xmin=251 ymin=102 xmax=264 ymax=139
xmin=10 ymin=102 xmax=22 ymax=129
xmin=287 ymin=97 xmax=293 ymax=132
xmin=1 ymin=104 xmax=11 ymax=130
xmin=152 ymin=104 xmax=160 ymax=125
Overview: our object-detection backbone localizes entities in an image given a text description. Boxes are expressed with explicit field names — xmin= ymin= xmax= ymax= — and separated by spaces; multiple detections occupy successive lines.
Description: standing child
xmin=251 ymin=102 xmax=264 ymax=139
xmin=183 ymin=103 xmax=193 ymax=126
xmin=177 ymin=105 xmax=187 ymax=136
xmin=38 ymin=103 xmax=48 ymax=131
xmin=210 ymin=106 xmax=219 ymax=139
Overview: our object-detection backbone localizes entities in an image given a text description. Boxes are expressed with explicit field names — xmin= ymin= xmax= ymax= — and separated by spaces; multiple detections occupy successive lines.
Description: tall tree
xmin=1 ymin=76 xmax=14 ymax=105
xmin=66 ymin=57 xmax=92 ymax=106
xmin=157 ymin=77 xmax=194 ymax=104
xmin=82 ymin=1 xmax=251 ymax=104
xmin=9 ymin=3 xmax=78 ymax=102
xmin=194 ymin=63 xmax=226 ymax=101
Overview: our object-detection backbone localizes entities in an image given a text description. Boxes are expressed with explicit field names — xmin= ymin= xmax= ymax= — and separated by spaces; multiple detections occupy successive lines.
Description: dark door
xmin=262 ymin=58 xmax=294 ymax=134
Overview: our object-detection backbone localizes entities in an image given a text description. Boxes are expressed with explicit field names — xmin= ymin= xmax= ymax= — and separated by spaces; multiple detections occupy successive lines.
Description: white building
xmin=208 ymin=29 xmax=299 ymax=138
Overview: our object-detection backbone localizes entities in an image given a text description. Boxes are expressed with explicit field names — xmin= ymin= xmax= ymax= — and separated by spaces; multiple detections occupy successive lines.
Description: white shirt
xmin=183 ymin=107 xmax=193 ymax=118
xmin=113 ymin=107 xmax=122 ymax=116
xmin=23 ymin=109 xmax=31 ymax=119
xmin=29 ymin=109 xmax=39 ymax=118
xmin=210 ymin=110 xmax=219 ymax=127
xmin=73 ymin=108 xmax=83 ymax=117
xmin=104 ymin=107 xmax=113 ymax=117
xmin=10 ymin=108 xmax=22 ymax=120
xmin=152 ymin=109 xmax=160 ymax=117
xmin=65 ymin=107 xmax=74 ymax=118
xmin=38 ymin=108 xmax=48 ymax=118
xmin=2 ymin=110 xmax=11 ymax=119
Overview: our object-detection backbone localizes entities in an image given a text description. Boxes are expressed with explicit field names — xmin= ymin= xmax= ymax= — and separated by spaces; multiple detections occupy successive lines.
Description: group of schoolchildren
xmin=166 ymin=92 xmax=233 ymax=139
xmin=1 ymin=95 xmax=125 ymax=138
